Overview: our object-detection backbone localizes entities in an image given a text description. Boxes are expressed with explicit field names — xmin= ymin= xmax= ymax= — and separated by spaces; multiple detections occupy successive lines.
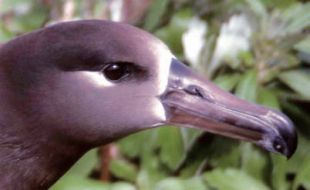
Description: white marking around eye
xmin=80 ymin=72 xmax=115 ymax=87
xmin=146 ymin=42 xmax=174 ymax=125
xmin=152 ymin=43 xmax=174 ymax=95
xmin=150 ymin=99 xmax=167 ymax=127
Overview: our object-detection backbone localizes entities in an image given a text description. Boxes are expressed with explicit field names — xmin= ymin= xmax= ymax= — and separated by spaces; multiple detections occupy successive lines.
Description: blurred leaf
xmin=137 ymin=170 xmax=153 ymax=190
xmin=50 ymin=174 xmax=109 ymax=190
xmin=281 ymin=100 xmax=310 ymax=137
xmin=154 ymin=177 xmax=207 ymax=190
xmin=239 ymin=51 xmax=255 ymax=67
xmin=273 ymin=52 xmax=299 ymax=70
xmin=158 ymin=126 xmax=185 ymax=170
xmin=137 ymin=145 xmax=168 ymax=190
xmin=118 ymin=133 xmax=141 ymax=158
xmin=260 ymin=0 xmax=296 ymax=9
xmin=246 ymin=0 xmax=268 ymax=22
xmin=271 ymin=155 xmax=289 ymax=190
xmin=240 ymin=143 xmax=269 ymax=182
xmin=119 ymin=129 xmax=167 ymax=190
xmin=235 ymin=69 xmax=258 ymax=102
xmin=154 ymin=178 xmax=184 ymax=190
xmin=179 ymin=159 xmax=206 ymax=178
xmin=178 ymin=128 xmax=204 ymax=177
xmin=137 ymin=170 xmax=151 ymax=190
xmin=118 ymin=130 xmax=158 ymax=158
xmin=298 ymin=51 xmax=310 ymax=65
xmin=3 ymin=3 xmax=48 ymax=33
xmin=279 ymin=69 xmax=310 ymax=99
xmin=143 ymin=0 xmax=170 ymax=31
xmin=293 ymin=155 xmax=310 ymax=190
xmin=180 ymin=128 xmax=202 ymax=150
xmin=15 ymin=5 xmax=48 ymax=31
xmin=287 ymin=134 xmax=310 ymax=173
xmin=66 ymin=149 xmax=97 ymax=177
xmin=182 ymin=177 xmax=208 ymax=190
xmin=155 ymin=9 xmax=192 ymax=56
xmin=282 ymin=3 xmax=310 ymax=34
xmin=204 ymin=168 xmax=270 ymax=190
xmin=93 ymin=1 xmax=106 ymax=18
xmin=178 ymin=134 xmax=212 ymax=178
xmin=212 ymin=143 xmax=241 ymax=169
xmin=257 ymin=88 xmax=280 ymax=109
xmin=214 ymin=73 xmax=241 ymax=91
xmin=109 ymin=159 xmax=138 ymax=182
xmin=294 ymin=37 xmax=310 ymax=54
xmin=0 ymin=23 xmax=14 ymax=42
xmin=52 ymin=179 xmax=137 ymax=190
xmin=180 ymin=135 xmax=240 ymax=178
xmin=206 ymin=137 xmax=240 ymax=169
xmin=0 ymin=0 xmax=30 ymax=12
xmin=137 ymin=166 xmax=167 ymax=190
xmin=110 ymin=182 xmax=137 ymax=190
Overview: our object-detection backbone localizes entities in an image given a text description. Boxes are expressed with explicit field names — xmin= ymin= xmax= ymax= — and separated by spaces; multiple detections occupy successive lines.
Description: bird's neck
xmin=0 ymin=71 xmax=88 ymax=189
xmin=0 ymin=123 xmax=87 ymax=190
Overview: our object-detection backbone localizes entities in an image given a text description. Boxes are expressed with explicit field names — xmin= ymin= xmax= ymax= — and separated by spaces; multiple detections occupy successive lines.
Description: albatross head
xmin=0 ymin=20 xmax=297 ymax=158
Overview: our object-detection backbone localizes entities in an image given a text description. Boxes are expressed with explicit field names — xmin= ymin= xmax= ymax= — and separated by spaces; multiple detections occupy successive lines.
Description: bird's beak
xmin=160 ymin=59 xmax=297 ymax=158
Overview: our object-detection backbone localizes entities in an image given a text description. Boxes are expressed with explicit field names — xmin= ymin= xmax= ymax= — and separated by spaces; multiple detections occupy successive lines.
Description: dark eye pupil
xmin=103 ymin=63 xmax=128 ymax=81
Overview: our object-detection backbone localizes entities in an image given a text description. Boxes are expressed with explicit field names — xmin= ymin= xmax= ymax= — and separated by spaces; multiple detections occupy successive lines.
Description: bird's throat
xmin=0 ymin=128 xmax=87 ymax=190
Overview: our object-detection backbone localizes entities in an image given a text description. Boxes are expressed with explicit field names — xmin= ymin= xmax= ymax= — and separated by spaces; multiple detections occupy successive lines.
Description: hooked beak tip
xmin=268 ymin=111 xmax=297 ymax=158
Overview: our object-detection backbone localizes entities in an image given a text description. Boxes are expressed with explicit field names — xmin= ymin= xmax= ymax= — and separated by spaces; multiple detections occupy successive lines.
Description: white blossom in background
xmin=209 ymin=14 xmax=252 ymax=74
xmin=182 ymin=17 xmax=208 ymax=67
xmin=13 ymin=2 xmax=31 ymax=16
xmin=62 ymin=0 xmax=75 ymax=21
xmin=109 ymin=0 xmax=123 ymax=22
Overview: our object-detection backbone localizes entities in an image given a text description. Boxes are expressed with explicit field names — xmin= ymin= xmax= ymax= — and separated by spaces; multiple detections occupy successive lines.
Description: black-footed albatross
xmin=0 ymin=20 xmax=297 ymax=190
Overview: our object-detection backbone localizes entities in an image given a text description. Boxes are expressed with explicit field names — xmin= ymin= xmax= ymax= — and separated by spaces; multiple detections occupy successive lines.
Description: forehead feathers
xmin=35 ymin=20 xmax=169 ymax=72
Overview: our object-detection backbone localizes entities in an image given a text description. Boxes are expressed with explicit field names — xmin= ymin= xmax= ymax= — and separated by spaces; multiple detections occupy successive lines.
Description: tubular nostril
xmin=184 ymin=85 xmax=204 ymax=98
xmin=184 ymin=85 xmax=214 ymax=102
xmin=184 ymin=85 xmax=203 ymax=97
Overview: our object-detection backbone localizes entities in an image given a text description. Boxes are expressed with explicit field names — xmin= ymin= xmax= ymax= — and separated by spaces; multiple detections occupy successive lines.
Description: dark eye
xmin=102 ymin=63 xmax=130 ymax=81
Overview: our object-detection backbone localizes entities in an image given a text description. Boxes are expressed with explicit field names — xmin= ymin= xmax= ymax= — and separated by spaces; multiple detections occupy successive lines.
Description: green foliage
xmin=51 ymin=174 xmax=136 ymax=190
xmin=110 ymin=159 xmax=138 ymax=182
xmin=214 ymin=73 xmax=241 ymax=91
xmin=235 ymin=69 xmax=258 ymax=102
xmin=155 ymin=177 xmax=207 ymax=190
xmin=68 ymin=149 xmax=98 ymax=177
xmin=204 ymin=168 xmax=270 ymax=190
xmin=143 ymin=0 xmax=170 ymax=31
xmin=51 ymin=174 xmax=109 ymax=190
xmin=1 ymin=0 xmax=309 ymax=190
xmin=279 ymin=70 xmax=310 ymax=100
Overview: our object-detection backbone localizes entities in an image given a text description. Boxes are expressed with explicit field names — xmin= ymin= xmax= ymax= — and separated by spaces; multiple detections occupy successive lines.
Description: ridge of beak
xmin=160 ymin=58 xmax=297 ymax=158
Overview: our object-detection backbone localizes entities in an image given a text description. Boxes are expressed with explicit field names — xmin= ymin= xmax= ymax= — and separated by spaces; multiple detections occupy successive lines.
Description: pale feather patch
xmin=149 ymin=99 xmax=167 ymax=127
xmin=147 ymin=42 xmax=174 ymax=125
xmin=80 ymin=71 xmax=115 ymax=87
xmin=151 ymin=43 xmax=174 ymax=95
